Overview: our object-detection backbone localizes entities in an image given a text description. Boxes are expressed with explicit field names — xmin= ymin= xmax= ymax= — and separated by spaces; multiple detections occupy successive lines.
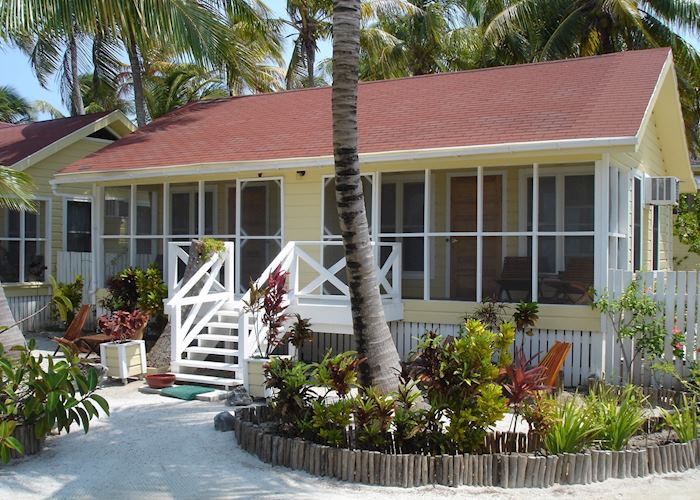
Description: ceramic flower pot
xmin=145 ymin=373 xmax=176 ymax=389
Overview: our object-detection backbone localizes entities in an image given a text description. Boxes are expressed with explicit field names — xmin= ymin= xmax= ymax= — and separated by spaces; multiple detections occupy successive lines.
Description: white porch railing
xmin=165 ymin=239 xmax=403 ymax=388
xmin=166 ymin=242 xmax=235 ymax=367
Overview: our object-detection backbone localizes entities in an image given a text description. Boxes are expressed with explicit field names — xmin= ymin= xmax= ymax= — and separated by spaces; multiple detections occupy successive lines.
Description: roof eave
xmin=52 ymin=135 xmax=638 ymax=185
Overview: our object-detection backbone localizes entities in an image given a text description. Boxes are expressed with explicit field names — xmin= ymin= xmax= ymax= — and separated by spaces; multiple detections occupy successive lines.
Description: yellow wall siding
xmin=611 ymin=113 xmax=674 ymax=271
xmin=12 ymin=139 xmax=109 ymax=287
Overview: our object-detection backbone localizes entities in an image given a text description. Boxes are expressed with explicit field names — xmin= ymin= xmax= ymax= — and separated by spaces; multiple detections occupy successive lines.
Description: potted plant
xmin=97 ymin=310 xmax=149 ymax=384
xmin=0 ymin=340 xmax=109 ymax=463
xmin=243 ymin=266 xmax=292 ymax=398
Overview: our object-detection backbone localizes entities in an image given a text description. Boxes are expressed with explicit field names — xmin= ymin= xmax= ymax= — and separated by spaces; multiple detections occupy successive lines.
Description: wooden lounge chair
xmin=496 ymin=256 xmax=532 ymax=301
xmin=538 ymin=341 xmax=572 ymax=389
xmin=49 ymin=304 xmax=91 ymax=355
xmin=542 ymin=257 xmax=593 ymax=304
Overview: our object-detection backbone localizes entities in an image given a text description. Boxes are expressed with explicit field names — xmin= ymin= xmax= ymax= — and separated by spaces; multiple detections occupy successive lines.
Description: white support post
xmin=423 ymin=169 xmax=431 ymax=301
xmin=90 ymin=184 xmax=100 ymax=306
xmin=129 ymin=184 xmax=136 ymax=266
xmin=476 ymin=166 xmax=484 ymax=302
xmin=372 ymin=172 xmax=381 ymax=267
xmin=163 ymin=182 xmax=170 ymax=285
xmin=238 ymin=311 xmax=249 ymax=389
xmin=197 ymin=180 xmax=205 ymax=238
xmin=235 ymin=179 xmax=242 ymax=296
xmin=171 ymin=305 xmax=181 ymax=371
xmin=593 ymin=154 xmax=611 ymax=379
xmin=531 ymin=163 xmax=539 ymax=301
xmin=224 ymin=242 xmax=234 ymax=296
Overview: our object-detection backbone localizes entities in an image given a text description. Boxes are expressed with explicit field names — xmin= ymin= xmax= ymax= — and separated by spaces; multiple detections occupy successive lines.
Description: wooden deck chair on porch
xmin=538 ymin=341 xmax=572 ymax=389
xmin=49 ymin=304 xmax=91 ymax=355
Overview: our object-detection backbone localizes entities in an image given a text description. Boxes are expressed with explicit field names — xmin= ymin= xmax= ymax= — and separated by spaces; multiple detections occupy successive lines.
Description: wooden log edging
xmin=231 ymin=407 xmax=700 ymax=488
xmin=9 ymin=424 xmax=44 ymax=460
xmin=587 ymin=380 xmax=691 ymax=410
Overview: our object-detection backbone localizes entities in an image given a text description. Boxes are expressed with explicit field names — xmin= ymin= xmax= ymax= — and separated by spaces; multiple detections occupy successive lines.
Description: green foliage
xmin=592 ymin=279 xmax=665 ymax=380
xmin=521 ymin=393 xmax=558 ymax=440
xmin=353 ymin=387 xmax=395 ymax=451
xmin=285 ymin=314 xmax=314 ymax=353
xmin=465 ymin=298 xmax=507 ymax=331
xmin=100 ymin=265 xmax=167 ymax=336
xmin=513 ymin=301 xmax=539 ymax=338
xmin=200 ymin=237 xmax=226 ymax=261
xmin=543 ymin=396 xmax=600 ymax=455
xmin=311 ymin=399 xmax=353 ymax=447
xmin=314 ymin=350 xmax=361 ymax=398
xmin=404 ymin=320 xmax=514 ymax=453
xmin=662 ymin=395 xmax=699 ymax=443
xmin=586 ymin=384 xmax=646 ymax=451
xmin=265 ymin=357 xmax=314 ymax=436
xmin=674 ymin=193 xmax=700 ymax=255
xmin=0 ymin=340 xmax=109 ymax=463
xmin=50 ymin=275 xmax=83 ymax=327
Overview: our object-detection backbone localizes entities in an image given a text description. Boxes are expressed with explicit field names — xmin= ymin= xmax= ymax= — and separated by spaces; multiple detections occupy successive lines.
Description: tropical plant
xmin=404 ymin=320 xmax=514 ymax=453
xmin=465 ymin=297 xmax=507 ymax=331
xmin=97 ymin=309 xmax=149 ymax=342
xmin=310 ymin=398 xmax=353 ymax=447
xmin=332 ymin=0 xmax=403 ymax=393
xmin=200 ymin=237 xmax=226 ymax=261
xmin=285 ymin=314 xmax=314 ymax=359
xmin=0 ymin=167 xmax=36 ymax=212
xmin=242 ymin=265 xmax=290 ymax=357
xmin=0 ymin=340 xmax=109 ymax=463
xmin=314 ymin=350 xmax=361 ymax=398
xmin=50 ymin=274 xmax=83 ymax=327
xmin=265 ymin=357 xmax=315 ymax=435
xmin=675 ymin=192 xmax=700 ymax=256
xmin=586 ymin=384 xmax=646 ymax=451
xmin=521 ymin=392 xmax=557 ymax=441
xmin=0 ymin=85 xmax=33 ymax=122
xmin=591 ymin=279 xmax=665 ymax=382
xmin=502 ymin=348 xmax=547 ymax=431
xmin=100 ymin=267 xmax=140 ymax=314
xmin=513 ymin=301 xmax=539 ymax=347
xmin=543 ymin=395 xmax=600 ymax=455
xmin=353 ymin=386 xmax=395 ymax=450
xmin=661 ymin=395 xmax=698 ymax=443
xmin=284 ymin=0 xmax=333 ymax=88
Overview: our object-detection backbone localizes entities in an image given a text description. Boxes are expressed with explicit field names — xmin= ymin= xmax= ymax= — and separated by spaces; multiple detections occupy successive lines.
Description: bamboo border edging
xmin=231 ymin=406 xmax=700 ymax=488
xmin=8 ymin=424 xmax=44 ymax=461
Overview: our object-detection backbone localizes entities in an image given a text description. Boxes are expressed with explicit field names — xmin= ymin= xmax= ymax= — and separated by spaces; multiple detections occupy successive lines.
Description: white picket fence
xmin=7 ymin=294 xmax=52 ymax=332
xmin=606 ymin=269 xmax=698 ymax=386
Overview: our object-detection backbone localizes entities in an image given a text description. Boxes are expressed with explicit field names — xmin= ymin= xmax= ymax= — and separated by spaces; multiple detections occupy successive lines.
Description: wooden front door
xmin=449 ymin=175 xmax=502 ymax=300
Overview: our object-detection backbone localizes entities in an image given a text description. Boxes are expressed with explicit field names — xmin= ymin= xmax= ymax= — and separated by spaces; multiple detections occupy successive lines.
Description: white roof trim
xmin=52 ymin=135 xmax=637 ymax=185
xmin=11 ymin=110 xmax=135 ymax=171
xmin=634 ymin=50 xmax=673 ymax=151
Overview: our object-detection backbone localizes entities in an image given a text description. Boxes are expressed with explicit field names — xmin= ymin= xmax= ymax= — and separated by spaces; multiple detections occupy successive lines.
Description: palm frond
xmin=0 ymin=167 xmax=36 ymax=212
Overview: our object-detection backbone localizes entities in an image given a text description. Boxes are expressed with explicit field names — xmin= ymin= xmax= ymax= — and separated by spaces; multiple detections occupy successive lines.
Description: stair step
xmin=174 ymin=359 xmax=240 ymax=371
xmin=196 ymin=334 xmax=238 ymax=342
xmin=184 ymin=346 xmax=239 ymax=356
xmin=174 ymin=372 xmax=242 ymax=388
xmin=216 ymin=309 xmax=240 ymax=317
xmin=206 ymin=321 xmax=238 ymax=329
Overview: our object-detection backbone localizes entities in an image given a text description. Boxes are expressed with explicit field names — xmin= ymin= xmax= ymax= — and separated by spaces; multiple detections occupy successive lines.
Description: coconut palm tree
xmin=0 ymin=86 xmax=33 ymax=123
xmin=484 ymin=0 xmax=700 ymax=154
xmin=1 ymin=0 xmax=261 ymax=126
xmin=285 ymin=0 xmax=333 ymax=89
xmin=144 ymin=62 xmax=229 ymax=119
xmin=331 ymin=0 xmax=402 ymax=393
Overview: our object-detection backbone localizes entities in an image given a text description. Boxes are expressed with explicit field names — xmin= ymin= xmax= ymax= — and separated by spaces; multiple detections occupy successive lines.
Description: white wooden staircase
xmin=165 ymin=241 xmax=403 ymax=390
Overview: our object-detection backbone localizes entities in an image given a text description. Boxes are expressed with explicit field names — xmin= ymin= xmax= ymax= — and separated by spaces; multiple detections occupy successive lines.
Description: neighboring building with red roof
xmin=52 ymin=48 xmax=695 ymax=388
xmin=0 ymin=110 xmax=134 ymax=330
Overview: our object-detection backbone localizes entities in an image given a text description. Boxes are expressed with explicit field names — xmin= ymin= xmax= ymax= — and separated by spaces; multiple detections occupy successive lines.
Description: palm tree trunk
xmin=331 ymin=0 xmax=401 ymax=393
xmin=69 ymin=33 xmax=85 ymax=115
xmin=0 ymin=280 xmax=26 ymax=361
xmin=127 ymin=36 xmax=147 ymax=127
xmin=305 ymin=38 xmax=316 ymax=86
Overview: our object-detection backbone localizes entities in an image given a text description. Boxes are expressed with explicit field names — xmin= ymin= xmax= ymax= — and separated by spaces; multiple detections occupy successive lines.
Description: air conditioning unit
xmin=645 ymin=176 xmax=680 ymax=206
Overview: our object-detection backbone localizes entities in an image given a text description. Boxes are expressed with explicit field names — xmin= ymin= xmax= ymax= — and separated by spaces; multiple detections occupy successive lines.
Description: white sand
xmin=1 ymin=338 xmax=699 ymax=499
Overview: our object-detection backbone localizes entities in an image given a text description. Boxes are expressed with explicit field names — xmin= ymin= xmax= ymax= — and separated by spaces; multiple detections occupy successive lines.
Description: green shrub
xmin=587 ymin=384 xmax=646 ymax=451
xmin=544 ymin=396 xmax=600 ymax=454
xmin=404 ymin=320 xmax=514 ymax=454
xmin=313 ymin=350 xmax=361 ymax=398
xmin=311 ymin=399 xmax=352 ymax=447
xmin=353 ymin=387 xmax=395 ymax=451
xmin=50 ymin=275 xmax=83 ymax=327
xmin=265 ymin=357 xmax=314 ymax=436
xmin=662 ymin=395 xmax=698 ymax=443
xmin=0 ymin=340 xmax=109 ymax=463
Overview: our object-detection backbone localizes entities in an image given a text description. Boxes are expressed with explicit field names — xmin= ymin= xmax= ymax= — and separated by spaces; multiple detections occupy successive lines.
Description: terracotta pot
xmin=145 ymin=373 xmax=176 ymax=389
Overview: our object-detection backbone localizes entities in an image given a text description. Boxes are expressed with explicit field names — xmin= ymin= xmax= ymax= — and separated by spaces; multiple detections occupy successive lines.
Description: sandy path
xmin=1 ymin=339 xmax=699 ymax=499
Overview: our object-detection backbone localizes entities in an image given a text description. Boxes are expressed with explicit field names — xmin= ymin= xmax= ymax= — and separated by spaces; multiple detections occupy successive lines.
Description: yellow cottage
xmin=0 ymin=111 xmax=134 ymax=329
xmin=52 ymin=48 xmax=695 ymax=389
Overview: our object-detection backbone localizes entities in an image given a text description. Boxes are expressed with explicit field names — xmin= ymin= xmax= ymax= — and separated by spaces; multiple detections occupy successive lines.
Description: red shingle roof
xmin=0 ymin=111 xmax=112 ymax=166
xmin=61 ymin=48 xmax=671 ymax=175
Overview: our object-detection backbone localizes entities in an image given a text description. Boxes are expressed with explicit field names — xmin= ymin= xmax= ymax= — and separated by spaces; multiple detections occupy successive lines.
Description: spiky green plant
xmin=662 ymin=395 xmax=699 ymax=443
xmin=544 ymin=395 xmax=600 ymax=454
xmin=587 ymin=384 xmax=646 ymax=451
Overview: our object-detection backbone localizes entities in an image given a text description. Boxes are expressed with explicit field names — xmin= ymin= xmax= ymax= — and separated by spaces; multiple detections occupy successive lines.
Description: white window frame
xmin=378 ymin=173 xmax=427 ymax=280
xmin=0 ymin=196 xmax=52 ymax=284
xmin=169 ymin=184 xmax=217 ymax=238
